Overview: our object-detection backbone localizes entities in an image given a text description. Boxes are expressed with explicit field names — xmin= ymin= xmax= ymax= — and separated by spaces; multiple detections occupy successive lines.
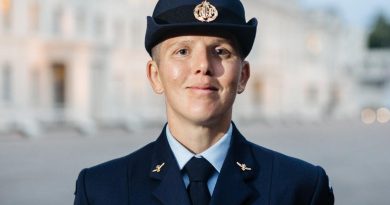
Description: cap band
xmin=155 ymin=6 xmax=245 ymax=25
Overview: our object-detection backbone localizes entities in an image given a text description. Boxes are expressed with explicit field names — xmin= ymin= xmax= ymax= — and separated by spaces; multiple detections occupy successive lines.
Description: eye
xmin=175 ymin=48 xmax=189 ymax=56
xmin=215 ymin=48 xmax=231 ymax=57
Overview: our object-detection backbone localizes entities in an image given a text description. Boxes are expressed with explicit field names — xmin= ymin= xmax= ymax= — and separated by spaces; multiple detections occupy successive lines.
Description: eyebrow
xmin=167 ymin=38 xmax=233 ymax=48
xmin=167 ymin=40 xmax=193 ymax=47
xmin=211 ymin=38 xmax=234 ymax=45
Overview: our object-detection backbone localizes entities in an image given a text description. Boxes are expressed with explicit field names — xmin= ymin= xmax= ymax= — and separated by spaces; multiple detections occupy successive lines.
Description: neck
xmin=167 ymin=116 xmax=231 ymax=154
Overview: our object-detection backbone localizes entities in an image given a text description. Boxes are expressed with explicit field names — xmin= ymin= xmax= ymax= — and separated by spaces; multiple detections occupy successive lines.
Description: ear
xmin=146 ymin=60 xmax=164 ymax=94
xmin=237 ymin=61 xmax=250 ymax=94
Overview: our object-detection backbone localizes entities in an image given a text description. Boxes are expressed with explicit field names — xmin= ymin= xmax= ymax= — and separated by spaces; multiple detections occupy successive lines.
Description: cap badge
xmin=194 ymin=0 xmax=218 ymax=22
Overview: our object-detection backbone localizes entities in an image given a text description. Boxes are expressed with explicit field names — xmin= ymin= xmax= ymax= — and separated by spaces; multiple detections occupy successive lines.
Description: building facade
xmin=356 ymin=49 xmax=390 ymax=109
xmin=234 ymin=0 xmax=366 ymax=121
xmin=0 ymin=0 xmax=368 ymax=137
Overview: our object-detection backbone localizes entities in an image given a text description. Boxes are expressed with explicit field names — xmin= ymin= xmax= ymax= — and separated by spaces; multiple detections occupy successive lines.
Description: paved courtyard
xmin=0 ymin=120 xmax=389 ymax=205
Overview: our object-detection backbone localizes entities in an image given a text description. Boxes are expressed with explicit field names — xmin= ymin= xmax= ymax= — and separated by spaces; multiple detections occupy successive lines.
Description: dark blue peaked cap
xmin=145 ymin=0 xmax=258 ymax=58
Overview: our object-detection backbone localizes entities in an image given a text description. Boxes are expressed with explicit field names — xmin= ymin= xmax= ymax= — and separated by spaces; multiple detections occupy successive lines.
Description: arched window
xmin=0 ymin=0 xmax=12 ymax=30
xmin=1 ymin=64 xmax=12 ymax=102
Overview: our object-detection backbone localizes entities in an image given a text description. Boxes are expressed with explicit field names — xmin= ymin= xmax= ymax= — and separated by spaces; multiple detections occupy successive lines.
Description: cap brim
xmin=145 ymin=17 xmax=258 ymax=58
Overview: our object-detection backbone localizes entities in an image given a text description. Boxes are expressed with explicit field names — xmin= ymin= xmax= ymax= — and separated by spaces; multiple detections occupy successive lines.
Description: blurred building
xmin=355 ymin=49 xmax=390 ymax=109
xmin=0 ymin=0 xmax=372 ymax=137
xmin=0 ymin=0 xmax=160 ymax=137
xmin=235 ymin=0 xmax=366 ymax=121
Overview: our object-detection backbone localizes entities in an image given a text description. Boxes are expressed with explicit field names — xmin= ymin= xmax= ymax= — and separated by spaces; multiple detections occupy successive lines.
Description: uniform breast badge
xmin=194 ymin=0 xmax=218 ymax=22
xmin=152 ymin=163 xmax=165 ymax=173
xmin=236 ymin=162 xmax=252 ymax=171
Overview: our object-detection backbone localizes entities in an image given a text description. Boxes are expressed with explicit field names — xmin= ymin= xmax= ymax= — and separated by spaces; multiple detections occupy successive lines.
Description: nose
xmin=192 ymin=47 xmax=212 ymax=76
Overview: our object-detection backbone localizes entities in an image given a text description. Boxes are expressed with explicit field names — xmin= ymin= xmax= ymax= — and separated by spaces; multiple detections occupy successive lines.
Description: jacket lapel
xmin=210 ymin=124 xmax=260 ymax=205
xmin=149 ymin=125 xmax=191 ymax=205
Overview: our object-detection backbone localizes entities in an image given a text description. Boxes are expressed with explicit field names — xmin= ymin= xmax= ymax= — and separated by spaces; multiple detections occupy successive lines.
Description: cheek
xmin=222 ymin=63 xmax=242 ymax=87
xmin=160 ymin=62 xmax=187 ymax=85
xmin=170 ymin=65 xmax=182 ymax=80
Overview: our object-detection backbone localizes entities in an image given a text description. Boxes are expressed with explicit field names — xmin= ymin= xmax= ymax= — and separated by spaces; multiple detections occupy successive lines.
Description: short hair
xmin=151 ymin=43 xmax=161 ymax=63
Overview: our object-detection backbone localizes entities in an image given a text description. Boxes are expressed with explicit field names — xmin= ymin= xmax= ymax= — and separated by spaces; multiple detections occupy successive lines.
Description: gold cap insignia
xmin=194 ymin=0 xmax=218 ymax=22
xmin=152 ymin=162 xmax=165 ymax=173
xmin=236 ymin=162 xmax=252 ymax=171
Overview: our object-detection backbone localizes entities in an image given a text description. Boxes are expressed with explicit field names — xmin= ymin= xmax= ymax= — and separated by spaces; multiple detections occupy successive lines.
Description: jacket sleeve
xmin=74 ymin=169 xmax=90 ymax=205
xmin=310 ymin=166 xmax=335 ymax=205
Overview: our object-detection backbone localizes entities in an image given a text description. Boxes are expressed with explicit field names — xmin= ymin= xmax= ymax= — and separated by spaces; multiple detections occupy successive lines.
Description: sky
xmin=300 ymin=0 xmax=390 ymax=29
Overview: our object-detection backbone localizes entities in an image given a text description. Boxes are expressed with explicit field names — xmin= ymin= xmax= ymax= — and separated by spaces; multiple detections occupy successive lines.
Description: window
xmin=306 ymin=32 xmax=323 ymax=55
xmin=93 ymin=14 xmax=105 ymax=39
xmin=252 ymin=77 xmax=264 ymax=106
xmin=75 ymin=7 xmax=86 ymax=35
xmin=114 ymin=19 xmax=124 ymax=44
xmin=306 ymin=85 xmax=319 ymax=105
xmin=0 ymin=0 xmax=12 ymax=30
xmin=130 ymin=20 xmax=141 ymax=48
xmin=52 ymin=63 xmax=66 ymax=107
xmin=1 ymin=64 xmax=12 ymax=102
xmin=31 ymin=69 xmax=40 ymax=106
xmin=52 ymin=6 xmax=64 ymax=35
xmin=29 ymin=1 xmax=40 ymax=32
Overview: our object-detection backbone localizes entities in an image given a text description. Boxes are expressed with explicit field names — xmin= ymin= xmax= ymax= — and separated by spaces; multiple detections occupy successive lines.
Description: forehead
xmin=161 ymin=35 xmax=236 ymax=48
xmin=151 ymin=31 xmax=244 ymax=59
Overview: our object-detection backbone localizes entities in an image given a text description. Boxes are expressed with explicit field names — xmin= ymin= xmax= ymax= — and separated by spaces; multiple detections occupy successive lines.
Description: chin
xmin=187 ymin=110 xmax=228 ymax=126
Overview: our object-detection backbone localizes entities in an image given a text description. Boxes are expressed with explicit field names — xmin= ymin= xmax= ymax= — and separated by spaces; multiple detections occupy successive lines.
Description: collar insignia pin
xmin=236 ymin=162 xmax=252 ymax=171
xmin=194 ymin=0 xmax=218 ymax=22
xmin=152 ymin=162 xmax=165 ymax=173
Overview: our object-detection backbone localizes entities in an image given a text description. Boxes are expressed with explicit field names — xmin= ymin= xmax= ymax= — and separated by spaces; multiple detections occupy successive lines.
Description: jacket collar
xmin=210 ymin=123 xmax=259 ymax=204
xmin=149 ymin=123 xmax=260 ymax=205
xmin=149 ymin=125 xmax=191 ymax=205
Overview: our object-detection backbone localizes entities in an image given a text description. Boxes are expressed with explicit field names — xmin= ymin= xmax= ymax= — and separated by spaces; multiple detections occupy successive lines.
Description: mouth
xmin=187 ymin=85 xmax=218 ymax=92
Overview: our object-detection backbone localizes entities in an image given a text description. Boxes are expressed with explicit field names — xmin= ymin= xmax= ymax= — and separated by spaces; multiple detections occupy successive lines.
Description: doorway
xmin=52 ymin=63 xmax=66 ymax=108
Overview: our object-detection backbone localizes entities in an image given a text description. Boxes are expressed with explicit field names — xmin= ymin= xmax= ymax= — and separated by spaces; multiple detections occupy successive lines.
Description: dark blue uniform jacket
xmin=74 ymin=124 xmax=334 ymax=205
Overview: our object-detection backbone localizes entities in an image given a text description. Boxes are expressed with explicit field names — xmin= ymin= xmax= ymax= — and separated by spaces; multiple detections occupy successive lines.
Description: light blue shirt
xmin=166 ymin=123 xmax=233 ymax=195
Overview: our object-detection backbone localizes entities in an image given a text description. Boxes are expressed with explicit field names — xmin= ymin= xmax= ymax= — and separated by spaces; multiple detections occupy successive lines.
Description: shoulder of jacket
xmin=83 ymin=140 xmax=156 ymax=176
xmin=248 ymin=141 xmax=321 ymax=175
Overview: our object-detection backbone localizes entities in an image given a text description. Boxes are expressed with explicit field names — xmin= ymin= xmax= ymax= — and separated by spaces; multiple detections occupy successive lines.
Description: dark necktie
xmin=184 ymin=157 xmax=215 ymax=205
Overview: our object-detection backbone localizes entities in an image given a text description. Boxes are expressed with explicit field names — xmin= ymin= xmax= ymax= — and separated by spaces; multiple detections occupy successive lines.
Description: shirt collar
xmin=166 ymin=123 xmax=232 ymax=173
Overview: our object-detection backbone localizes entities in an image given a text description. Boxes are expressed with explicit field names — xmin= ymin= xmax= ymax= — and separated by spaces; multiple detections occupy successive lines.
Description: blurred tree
xmin=368 ymin=13 xmax=390 ymax=48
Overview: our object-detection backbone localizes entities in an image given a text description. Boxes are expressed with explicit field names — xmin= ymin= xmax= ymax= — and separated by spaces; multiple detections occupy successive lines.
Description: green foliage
xmin=368 ymin=13 xmax=390 ymax=48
